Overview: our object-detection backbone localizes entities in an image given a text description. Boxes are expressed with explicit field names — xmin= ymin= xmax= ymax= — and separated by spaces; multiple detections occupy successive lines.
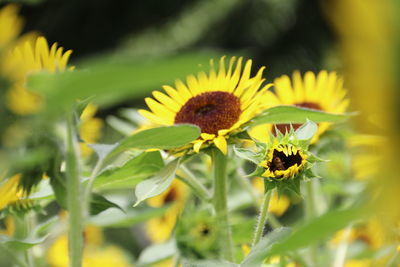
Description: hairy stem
xmin=212 ymin=149 xmax=234 ymax=262
xmin=252 ymin=189 xmax=272 ymax=247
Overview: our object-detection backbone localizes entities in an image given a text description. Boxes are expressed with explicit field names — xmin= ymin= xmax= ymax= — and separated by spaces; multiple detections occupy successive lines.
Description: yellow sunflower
xmin=0 ymin=4 xmax=23 ymax=49
xmin=47 ymin=225 xmax=132 ymax=267
xmin=138 ymin=56 xmax=271 ymax=155
xmin=79 ymin=104 xmax=104 ymax=157
xmin=251 ymin=70 xmax=349 ymax=144
xmin=0 ymin=174 xmax=27 ymax=211
xmin=347 ymin=134 xmax=385 ymax=180
xmin=5 ymin=36 xmax=72 ymax=115
xmin=260 ymin=140 xmax=308 ymax=179
xmin=145 ymin=179 xmax=188 ymax=243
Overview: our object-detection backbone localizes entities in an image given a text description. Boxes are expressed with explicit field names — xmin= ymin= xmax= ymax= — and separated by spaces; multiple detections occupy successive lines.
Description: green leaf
xmin=93 ymin=151 xmax=164 ymax=190
xmin=250 ymin=105 xmax=351 ymax=127
xmin=241 ymin=227 xmax=292 ymax=267
xmin=242 ymin=207 xmax=363 ymax=266
xmin=49 ymin=173 xmax=67 ymax=209
xmin=233 ymin=146 xmax=263 ymax=164
xmin=138 ymin=240 xmax=176 ymax=264
xmin=90 ymin=193 xmax=123 ymax=215
xmin=106 ymin=125 xmax=200 ymax=160
xmin=88 ymin=143 xmax=119 ymax=161
xmin=134 ymin=158 xmax=181 ymax=207
xmin=0 ymin=234 xmax=48 ymax=251
xmin=294 ymin=120 xmax=318 ymax=141
xmin=88 ymin=206 xmax=168 ymax=227
xmin=268 ymin=208 xmax=363 ymax=254
xmin=183 ymin=260 xmax=237 ymax=267
xmin=27 ymin=51 xmax=217 ymax=115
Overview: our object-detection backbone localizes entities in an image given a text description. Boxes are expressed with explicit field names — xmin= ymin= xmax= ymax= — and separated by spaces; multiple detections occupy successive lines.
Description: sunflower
xmin=145 ymin=179 xmax=188 ymax=243
xmin=138 ymin=56 xmax=271 ymax=155
xmin=0 ymin=174 xmax=27 ymax=211
xmin=5 ymin=36 xmax=72 ymax=115
xmin=79 ymin=104 xmax=104 ymax=157
xmin=47 ymin=225 xmax=132 ymax=267
xmin=251 ymin=70 xmax=349 ymax=144
xmin=0 ymin=4 xmax=23 ymax=49
xmin=347 ymin=134 xmax=384 ymax=180
xmin=260 ymin=140 xmax=308 ymax=180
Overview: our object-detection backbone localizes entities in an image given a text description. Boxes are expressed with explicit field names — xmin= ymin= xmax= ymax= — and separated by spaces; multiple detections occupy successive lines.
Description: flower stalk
xmin=177 ymin=165 xmax=212 ymax=202
xmin=212 ymin=148 xmax=234 ymax=262
xmin=66 ymin=111 xmax=84 ymax=267
xmin=252 ymin=189 xmax=272 ymax=247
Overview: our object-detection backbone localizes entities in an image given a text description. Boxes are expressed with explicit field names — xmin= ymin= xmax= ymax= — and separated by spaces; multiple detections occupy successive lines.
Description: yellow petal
xmin=214 ymin=135 xmax=228 ymax=155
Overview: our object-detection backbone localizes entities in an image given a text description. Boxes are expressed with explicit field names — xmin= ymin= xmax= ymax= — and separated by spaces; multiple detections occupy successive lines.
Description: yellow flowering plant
xmin=1 ymin=1 xmax=399 ymax=267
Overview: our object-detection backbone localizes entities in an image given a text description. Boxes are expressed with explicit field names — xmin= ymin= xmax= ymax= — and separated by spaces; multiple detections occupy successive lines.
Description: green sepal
xmin=248 ymin=166 xmax=265 ymax=177
xmin=233 ymin=146 xmax=264 ymax=165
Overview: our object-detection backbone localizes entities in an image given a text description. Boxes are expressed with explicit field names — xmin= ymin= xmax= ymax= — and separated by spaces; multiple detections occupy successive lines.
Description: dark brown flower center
xmin=267 ymin=149 xmax=303 ymax=172
xmin=272 ymin=102 xmax=322 ymax=135
xmin=174 ymin=91 xmax=241 ymax=135
xmin=164 ymin=187 xmax=177 ymax=203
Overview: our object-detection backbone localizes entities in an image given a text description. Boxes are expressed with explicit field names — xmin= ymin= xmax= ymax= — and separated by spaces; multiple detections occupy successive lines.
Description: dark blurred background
xmin=18 ymin=0 xmax=338 ymax=80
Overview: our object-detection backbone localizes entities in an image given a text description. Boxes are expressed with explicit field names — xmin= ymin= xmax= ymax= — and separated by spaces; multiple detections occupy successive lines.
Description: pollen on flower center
xmin=272 ymin=102 xmax=322 ymax=135
xmin=174 ymin=91 xmax=241 ymax=135
xmin=267 ymin=149 xmax=303 ymax=172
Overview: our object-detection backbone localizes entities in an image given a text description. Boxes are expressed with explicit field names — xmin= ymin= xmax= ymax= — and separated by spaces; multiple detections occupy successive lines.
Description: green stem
xmin=66 ymin=112 xmax=84 ymax=267
xmin=176 ymin=167 xmax=211 ymax=202
xmin=305 ymin=180 xmax=316 ymax=219
xmin=252 ymin=190 xmax=272 ymax=247
xmin=305 ymin=180 xmax=318 ymax=266
xmin=212 ymin=149 xmax=234 ymax=262
xmin=0 ymin=242 xmax=28 ymax=267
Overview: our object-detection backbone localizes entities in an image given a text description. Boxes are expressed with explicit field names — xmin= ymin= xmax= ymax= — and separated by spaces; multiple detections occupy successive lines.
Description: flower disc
xmin=175 ymin=91 xmax=241 ymax=135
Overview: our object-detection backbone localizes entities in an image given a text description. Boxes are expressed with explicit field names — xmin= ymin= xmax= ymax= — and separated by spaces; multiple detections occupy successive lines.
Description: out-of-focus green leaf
xmin=294 ymin=119 xmax=318 ymax=140
xmin=134 ymin=158 xmax=180 ymax=207
xmin=106 ymin=125 xmax=200 ymax=161
xmin=138 ymin=240 xmax=176 ymax=265
xmin=249 ymin=106 xmax=351 ymax=127
xmin=241 ymin=208 xmax=363 ymax=266
xmin=182 ymin=260 xmax=237 ymax=267
xmin=88 ymin=206 xmax=168 ymax=228
xmin=241 ymin=227 xmax=292 ymax=267
xmin=93 ymin=151 xmax=164 ymax=190
xmin=27 ymin=52 xmax=217 ymax=115
xmin=0 ymin=234 xmax=48 ymax=251
xmin=89 ymin=193 xmax=123 ymax=215
xmin=34 ymin=217 xmax=58 ymax=237
xmin=233 ymin=146 xmax=263 ymax=164
xmin=268 ymin=208 xmax=363 ymax=253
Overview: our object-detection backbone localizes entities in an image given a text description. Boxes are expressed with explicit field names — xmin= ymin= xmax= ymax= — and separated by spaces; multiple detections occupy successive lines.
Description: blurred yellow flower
xmin=145 ymin=179 xmax=188 ymax=243
xmin=139 ymin=56 xmax=271 ymax=155
xmin=344 ymin=259 xmax=372 ymax=267
xmin=5 ymin=36 xmax=72 ymax=115
xmin=252 ymin=178 xmax=290 ymax=216
xmin=79 ymin=104 xmax=103 ymax=157
xmin=331 ymin=219 xmax=385 ymax=250
xmin=0 ymin=174 xmax=26 ymax=211
xmin=251 ymin=71 xmax=348 ymax=144
xmin=260 ymin=141 xmax=307 ymax=179
xmin=0 ymin=4 xmax=22 ymax=49
xmin=348 ymin=135 xmax=385 ymax=180
xmin=47 ymin=225 xmax=132 ymax=267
